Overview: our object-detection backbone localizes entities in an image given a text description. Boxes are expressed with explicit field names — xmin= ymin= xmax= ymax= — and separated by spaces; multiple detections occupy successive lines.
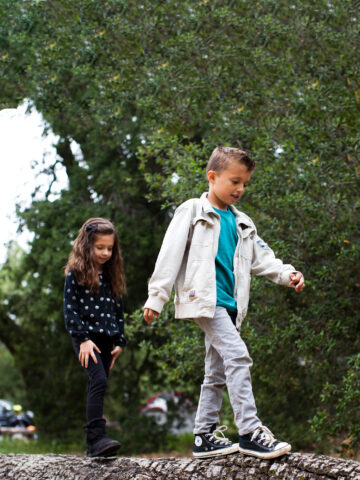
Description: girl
xmin=64 ymin=218 xmax=126 ymax=457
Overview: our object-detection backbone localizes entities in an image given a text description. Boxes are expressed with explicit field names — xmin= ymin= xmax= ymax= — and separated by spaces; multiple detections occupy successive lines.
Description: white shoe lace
xmin=251 ymin=426 xmax=276 ymax=447
xmin=209 ymin=425 xmax=231 ymax=445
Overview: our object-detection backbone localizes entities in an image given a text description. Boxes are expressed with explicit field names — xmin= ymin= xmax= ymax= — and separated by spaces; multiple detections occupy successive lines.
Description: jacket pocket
xmin=183 ymin=259 xmax=212 ymax=296
xmin=191 ymin=217 xmax=213 ymax=246
xmin=240 ymin=236 xmax=253 ymax=262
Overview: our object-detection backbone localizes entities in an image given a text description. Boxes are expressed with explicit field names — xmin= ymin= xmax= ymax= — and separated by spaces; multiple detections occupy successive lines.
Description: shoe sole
xmin=193 ymin=443 xmax=239 ymax=458
xmin=238 ymin=444 xmax=291 ymax=460
xmin=90 ymin=455 xmax=118 ymax=460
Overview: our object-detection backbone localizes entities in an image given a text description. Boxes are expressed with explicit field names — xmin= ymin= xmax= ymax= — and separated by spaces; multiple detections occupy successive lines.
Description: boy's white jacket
xmin=144 ymin=193 xmax=297 ymax=329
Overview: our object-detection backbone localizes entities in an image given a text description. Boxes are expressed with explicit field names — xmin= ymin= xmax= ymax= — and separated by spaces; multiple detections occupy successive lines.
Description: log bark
xmin=0 ymin=452 xmax=360 ymax=480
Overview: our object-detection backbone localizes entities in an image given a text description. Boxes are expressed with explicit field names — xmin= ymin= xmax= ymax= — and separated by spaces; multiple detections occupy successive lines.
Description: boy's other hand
xmin=290 ymin=272 xmax=305 ymax=293
xmin=79 ymin=340 xmax=101 ymax=368
xmin=144 ymin=308 xmax=159 ymax=324
xmin=110 ymin=346 xmax=123 ymax=370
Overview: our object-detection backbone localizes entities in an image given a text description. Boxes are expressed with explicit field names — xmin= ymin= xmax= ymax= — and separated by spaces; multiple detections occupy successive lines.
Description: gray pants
xmin=193 ymin=306 xmax=261 ymax=436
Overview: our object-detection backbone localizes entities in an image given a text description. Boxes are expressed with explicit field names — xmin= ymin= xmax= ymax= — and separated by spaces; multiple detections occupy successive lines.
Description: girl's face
xmin=92 ymin=234 xmax=115 ymax=271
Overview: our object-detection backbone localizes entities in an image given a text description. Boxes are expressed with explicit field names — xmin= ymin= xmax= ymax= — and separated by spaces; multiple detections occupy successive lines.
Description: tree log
xmin=0 ymin=453 xmax=360 ymax=480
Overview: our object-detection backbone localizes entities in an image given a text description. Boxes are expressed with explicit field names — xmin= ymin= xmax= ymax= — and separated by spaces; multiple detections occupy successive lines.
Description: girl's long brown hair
xmin=65 ymin=218 xmax=126 ymax=300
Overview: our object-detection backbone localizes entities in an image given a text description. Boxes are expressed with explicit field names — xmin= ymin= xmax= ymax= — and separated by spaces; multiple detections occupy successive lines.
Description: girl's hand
xmin=79 ymin=340 xmax=101 ymax=368
xmin=110 ymin=346 xmax=123 ymax=370
xmin=290 ymin=272 xmax=305 ymax=293
xmin=144 ymin=308 xmax=159 ymax=324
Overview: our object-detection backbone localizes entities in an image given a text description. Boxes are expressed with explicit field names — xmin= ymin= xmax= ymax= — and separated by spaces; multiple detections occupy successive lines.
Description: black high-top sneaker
xmin=193 ymin=425 xmax=239 ymax=458
xmin=238 ymin=425 xmax=291 ymax=459
xmin=84 ymin=418 xmax=120 ymax=458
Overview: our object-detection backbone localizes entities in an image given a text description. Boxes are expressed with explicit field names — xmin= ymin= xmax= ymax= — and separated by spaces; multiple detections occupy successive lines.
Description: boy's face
xmin=207 ymin=161 xmax=252 ymax=210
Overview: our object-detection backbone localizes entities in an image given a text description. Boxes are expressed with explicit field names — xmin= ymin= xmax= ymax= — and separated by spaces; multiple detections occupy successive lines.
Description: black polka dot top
xmin=64 ymin=271 xmax=126 ymax=347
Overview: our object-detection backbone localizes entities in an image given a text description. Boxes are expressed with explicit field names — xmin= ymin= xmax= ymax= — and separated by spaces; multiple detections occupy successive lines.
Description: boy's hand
xmin=110 ymin=346 xmax=123 ymax=370
xmin=79 ymin=340 xmax=101 ymax=368
xmin=144 ymin=308 xmax=159 ymax=324
xmin=290 ymin=272 xmax=305 ymax=293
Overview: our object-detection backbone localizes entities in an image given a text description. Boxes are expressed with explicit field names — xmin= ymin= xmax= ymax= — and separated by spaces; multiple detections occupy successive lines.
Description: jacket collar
xmin=199 ymin=192 xmax=255 ymax=233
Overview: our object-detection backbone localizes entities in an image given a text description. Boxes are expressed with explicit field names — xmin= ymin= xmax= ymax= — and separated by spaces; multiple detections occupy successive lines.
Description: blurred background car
xmin=0 ymin=399 xmax=36 ymax=439
xmin=141 ymin=391 xmax=196 ymax=434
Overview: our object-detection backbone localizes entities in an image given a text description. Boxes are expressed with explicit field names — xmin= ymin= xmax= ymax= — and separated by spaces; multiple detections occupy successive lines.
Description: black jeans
xmin=72 ymin=334 xmax=113 ymax=423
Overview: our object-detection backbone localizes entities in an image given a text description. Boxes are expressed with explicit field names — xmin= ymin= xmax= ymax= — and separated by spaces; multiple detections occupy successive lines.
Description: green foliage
xmin=160 ymin=432 xmax=193 ymax=457
xmin=0 ymin=437 xmax=83 ymax=455
xmin=311 ymin=354 xmax=360 ymax=449
xmin=104 ymin=305 xmax=201 ymax=420
xmin=0 ymin=343 xmax=26 ymax=405
xmin=0 ymin=0 xmax=359 ymax=453
xmin=136 ymin=302 xmax=204 ymax=395
xmin=111 ymin=416 xmax=170 ymax=456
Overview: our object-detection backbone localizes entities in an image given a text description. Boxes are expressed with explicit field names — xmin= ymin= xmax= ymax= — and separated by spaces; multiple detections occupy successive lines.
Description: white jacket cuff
xmin=280 ymin=269 xmax=298 ymax=286
xmin=144 ymin=295 xmax=166 ymax=315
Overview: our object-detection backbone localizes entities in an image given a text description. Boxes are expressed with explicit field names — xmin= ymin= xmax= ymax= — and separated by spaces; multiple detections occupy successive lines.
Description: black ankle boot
xmin=84 ymin=418 xmax=120 ymax=457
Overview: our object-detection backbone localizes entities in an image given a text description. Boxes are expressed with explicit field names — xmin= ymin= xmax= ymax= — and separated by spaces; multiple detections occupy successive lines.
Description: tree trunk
xmin=0 ymin=453 xmax=359 ymax=479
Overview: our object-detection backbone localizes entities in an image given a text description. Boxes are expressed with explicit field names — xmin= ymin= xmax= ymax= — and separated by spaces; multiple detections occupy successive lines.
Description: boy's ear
xmin=207 ymin=170 xmax=216 ymax=184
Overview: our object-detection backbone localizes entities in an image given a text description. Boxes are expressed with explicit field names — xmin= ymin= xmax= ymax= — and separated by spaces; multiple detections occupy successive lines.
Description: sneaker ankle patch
xmin=195 ymin=436 xmax=203 ymax=447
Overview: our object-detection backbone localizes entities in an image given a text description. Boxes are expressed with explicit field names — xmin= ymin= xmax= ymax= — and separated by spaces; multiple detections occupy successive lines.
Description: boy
xmin=144 ymin=146 xmax=305 ymax=459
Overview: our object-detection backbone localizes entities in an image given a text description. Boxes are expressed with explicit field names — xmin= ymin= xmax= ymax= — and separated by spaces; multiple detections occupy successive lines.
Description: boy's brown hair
xmin=65 ymin=217 xmax=126 ymax=300
xmin=206 ymin=146 xmax=255 ymax=173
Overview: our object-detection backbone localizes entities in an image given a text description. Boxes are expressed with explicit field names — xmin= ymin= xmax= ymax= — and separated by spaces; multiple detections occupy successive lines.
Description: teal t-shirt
xmin=213 ymin=206 xmax=238 ymax=313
